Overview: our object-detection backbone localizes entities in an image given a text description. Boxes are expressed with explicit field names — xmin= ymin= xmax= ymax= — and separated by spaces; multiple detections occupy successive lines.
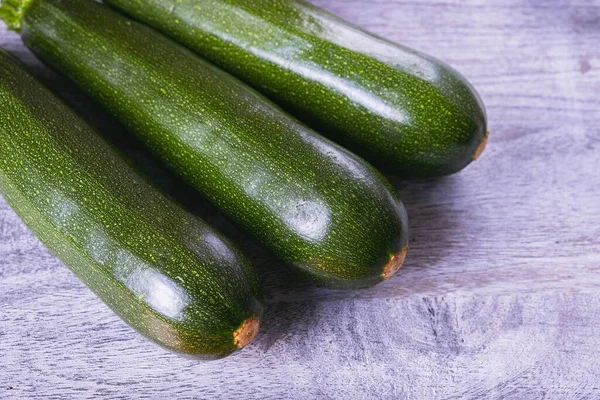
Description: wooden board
xmin=1 ymin=0 xmax=600 ymax=398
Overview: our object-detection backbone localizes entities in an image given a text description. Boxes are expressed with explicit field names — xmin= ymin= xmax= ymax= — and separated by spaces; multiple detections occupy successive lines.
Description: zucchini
xmin=2 ymin=0 xmax=409 ymax=289
xmin=0 ymin=48 xmax=263 ymax=359
xmin=104 ymin=0 xmax=488 ymax=177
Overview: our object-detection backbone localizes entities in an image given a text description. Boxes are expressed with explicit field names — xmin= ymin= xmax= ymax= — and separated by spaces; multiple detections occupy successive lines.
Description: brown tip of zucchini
xmin=233 ymin=317 xmax=260 ymax=349
xmin=473 ymin=131 xmax=489 ymax=160
xmin=382 ymin=247 xmax=408 ymax=280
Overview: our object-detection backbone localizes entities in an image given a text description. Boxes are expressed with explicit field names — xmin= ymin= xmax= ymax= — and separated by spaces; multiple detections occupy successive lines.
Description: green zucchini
xmin=1 ymin=0 xmax=409 ymax=289
xmin=0 ymin=48 xmax=263 ymax=359
xmin=102 ymin=0 xmax=489 ymax=178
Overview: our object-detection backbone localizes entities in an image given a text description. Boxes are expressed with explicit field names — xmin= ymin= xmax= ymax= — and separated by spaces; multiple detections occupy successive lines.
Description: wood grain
xmin=2 ymin=0 xmax=600 ymax=398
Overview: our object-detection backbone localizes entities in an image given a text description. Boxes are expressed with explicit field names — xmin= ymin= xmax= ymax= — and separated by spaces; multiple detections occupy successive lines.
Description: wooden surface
xmin=1 ymin=0 xmax=600 ymax=398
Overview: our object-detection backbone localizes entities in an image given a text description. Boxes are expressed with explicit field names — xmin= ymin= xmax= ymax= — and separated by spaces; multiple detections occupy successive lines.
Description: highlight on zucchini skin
xmin=0 ymin=48 xmax=263 ymax=360
xmin=4 ymin=0 xmax=409 ymax=289
xmin=103 ymin=0 xmax=489 ymax=178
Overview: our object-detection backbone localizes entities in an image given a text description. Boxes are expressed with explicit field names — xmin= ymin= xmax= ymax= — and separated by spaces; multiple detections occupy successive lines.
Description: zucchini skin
xmin=15 ymin=0 xmax=409 ymax=289
xmin=104 ymin=0 xmax=488 ymax=177
xmin=0 ymin=48 xmax=263 ymax=360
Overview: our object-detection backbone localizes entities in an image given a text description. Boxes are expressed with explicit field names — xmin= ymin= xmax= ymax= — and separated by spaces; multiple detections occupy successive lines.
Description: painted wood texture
xmin=1 ymin=0 xmax=599 ymax=398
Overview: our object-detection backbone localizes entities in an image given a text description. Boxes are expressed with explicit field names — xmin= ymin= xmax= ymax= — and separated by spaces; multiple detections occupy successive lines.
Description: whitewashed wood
xmin=1 ymin=0 xmax=600 ymax=398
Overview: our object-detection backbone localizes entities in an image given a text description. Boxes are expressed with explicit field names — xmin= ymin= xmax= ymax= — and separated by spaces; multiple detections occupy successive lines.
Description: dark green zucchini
xmin=102 ymin=0 xmax=489 ymax=178
xmin=0 ymin=47 xmax=263 ymax=359
xmin=2 ymin=0 xmax=409 ymax=289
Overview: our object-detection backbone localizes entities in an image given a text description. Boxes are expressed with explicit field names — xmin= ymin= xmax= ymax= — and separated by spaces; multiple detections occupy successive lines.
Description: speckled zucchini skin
xmin=12 ymin=0 xmax=409 ymax=289
xmin=103 ymin=0 xmax=488 ymax=177
xmin=0 ymin=48 xmax=263 ymax=359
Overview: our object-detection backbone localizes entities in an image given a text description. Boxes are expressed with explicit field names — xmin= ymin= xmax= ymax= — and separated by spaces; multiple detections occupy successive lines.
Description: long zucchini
xmin=0 ymin=47 xmax=263 ymax=359
xmin=1 ymin=0 xmax=409 ymax=289
xmin=104 ymin=0 xmax=489 ymax=177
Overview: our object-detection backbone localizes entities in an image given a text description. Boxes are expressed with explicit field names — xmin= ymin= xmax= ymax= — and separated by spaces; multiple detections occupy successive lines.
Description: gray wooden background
xmin=1 ymin=0 xmax=599 ymax=398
